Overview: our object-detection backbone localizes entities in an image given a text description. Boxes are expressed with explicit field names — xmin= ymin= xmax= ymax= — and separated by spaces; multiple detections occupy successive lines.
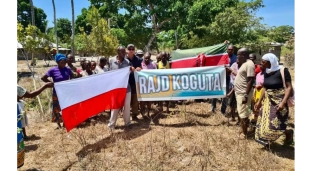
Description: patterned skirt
xmin=255 ymin=88 xmax=289 ymax=141
xmin=52 ymin=91 xmax=63 ymax=123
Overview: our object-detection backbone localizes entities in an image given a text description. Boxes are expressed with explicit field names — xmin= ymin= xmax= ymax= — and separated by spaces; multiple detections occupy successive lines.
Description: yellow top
xmin=158 ymin=61 xmax=170 ymax=69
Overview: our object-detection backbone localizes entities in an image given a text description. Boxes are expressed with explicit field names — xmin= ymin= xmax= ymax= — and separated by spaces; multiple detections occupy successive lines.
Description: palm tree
xmin=29 ymin=0 xmax=35 ymax=26
xmin=52 ymin=0 xmax=58 ymax=53
xmin=71 ymin=0 xmax=75 ymax=57
xmin=29 ymin=0 xmax=36 ymax=65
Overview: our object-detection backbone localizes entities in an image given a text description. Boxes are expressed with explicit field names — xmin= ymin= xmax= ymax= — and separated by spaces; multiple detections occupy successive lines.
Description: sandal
xmin=255 ymin=139 xmax=270 ymax=148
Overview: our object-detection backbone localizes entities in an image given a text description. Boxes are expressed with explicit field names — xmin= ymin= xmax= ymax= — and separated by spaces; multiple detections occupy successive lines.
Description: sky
xmin=33 ymin=0 xmax=294 ymax=28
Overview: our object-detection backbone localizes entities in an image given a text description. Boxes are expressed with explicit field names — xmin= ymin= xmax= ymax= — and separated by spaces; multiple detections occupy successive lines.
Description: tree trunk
xmin=146 ymin=33 xmax=157 ymax=52
xmin=71 ymin=0 xmax=75 ymax=59
xmin=29 ymin=0 xmax=35 ymax=26
xmin=52 ymin=0 xmax=59 ymax=53
xmin=29 ymin=0 xmax=36 ymax=68
xmin=29 ymin=0 xmax=44 ymax=116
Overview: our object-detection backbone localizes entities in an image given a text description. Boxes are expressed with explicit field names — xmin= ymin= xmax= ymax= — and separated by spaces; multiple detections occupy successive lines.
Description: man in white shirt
xmin=94 ymin=57 xmax=108 ymax=74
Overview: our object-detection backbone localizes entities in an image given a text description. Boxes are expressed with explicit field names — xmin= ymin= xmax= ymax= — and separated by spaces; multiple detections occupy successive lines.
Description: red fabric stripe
xmin=171 ymin=54 xmax=225 ymax=68
xmin=62 ymin=88 xmax=127 ymax=132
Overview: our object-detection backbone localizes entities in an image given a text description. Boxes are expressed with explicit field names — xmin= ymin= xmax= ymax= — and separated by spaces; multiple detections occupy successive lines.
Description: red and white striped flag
xmin=54 ymin=67 xmax=130 ymax=132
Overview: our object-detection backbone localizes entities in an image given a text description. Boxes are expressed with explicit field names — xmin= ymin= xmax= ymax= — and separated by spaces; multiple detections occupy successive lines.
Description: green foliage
xmin=281 ymin=34 xmax=294 ymax=57
xmin=75 ymin=27 xmax=93 ymax=55
xmin=75 ymin=8 xmax=93 ymax=34
xmin=17 ymin=0 xmax=48 ymax=33
xmin=268 ymin=25 xmax=294 ymax=43
xmin=17 ymin=22 xmax=50 ymax=55
xmin=75 ymin=7 xmax=119 ymax=56
xmin=208 ymin=0 xmax=264 ymax=45
xmin=111 ymin=28 xmax=128 ymax=46
xmin=56 ymin=18 xmax=72 ymax=43
xmin=157 ymin=30 xmax=176 ymax=51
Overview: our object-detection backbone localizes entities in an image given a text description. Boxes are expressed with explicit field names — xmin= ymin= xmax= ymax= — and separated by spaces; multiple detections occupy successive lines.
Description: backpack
xmin=280 ymin=67 xmax=295 ymax=107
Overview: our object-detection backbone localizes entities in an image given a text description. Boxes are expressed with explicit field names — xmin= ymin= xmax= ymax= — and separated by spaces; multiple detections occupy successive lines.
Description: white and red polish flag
xmin=54 ymin=67 xmax=130 ymax=132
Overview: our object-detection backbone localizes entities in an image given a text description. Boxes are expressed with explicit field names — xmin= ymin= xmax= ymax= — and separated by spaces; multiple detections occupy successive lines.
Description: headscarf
xmin=262 ymin=53 xmax=280 ymax=74
xmin=55 ymin=53 xmax=66 ymax=63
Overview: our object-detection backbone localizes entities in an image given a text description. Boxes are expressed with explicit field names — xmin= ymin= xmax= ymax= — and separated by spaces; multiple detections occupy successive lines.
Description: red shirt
xmin=255 ymin=64 xmax=261 ymax=76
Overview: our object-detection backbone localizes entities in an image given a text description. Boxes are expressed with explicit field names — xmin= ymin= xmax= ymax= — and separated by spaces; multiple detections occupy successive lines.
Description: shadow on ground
xmin=25 ymin=144 xmax=39 ymax=153
xmin=264 ymin=143 xmax=295 ymax=160
xmin=76 ymin=123 xmax=150 ymax=158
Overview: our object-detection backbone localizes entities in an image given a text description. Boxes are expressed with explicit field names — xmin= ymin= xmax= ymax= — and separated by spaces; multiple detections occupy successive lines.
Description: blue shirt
xmin=229 ymin=54 xmax=237 ymax=66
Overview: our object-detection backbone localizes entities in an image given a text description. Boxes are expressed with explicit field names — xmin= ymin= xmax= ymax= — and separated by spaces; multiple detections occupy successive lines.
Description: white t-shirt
xmin=94 ymin=65 xmax=108 ymax=74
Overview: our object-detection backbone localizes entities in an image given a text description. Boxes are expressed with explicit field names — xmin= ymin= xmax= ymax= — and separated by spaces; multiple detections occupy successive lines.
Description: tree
xmin=17 ymin=23 xmax=50 ymax=64
xmin=71 ymin=0 xmax=75 ymax=56
xmin=157 ymin=30 xmax=176 ymax=51
xmin=268 ymin=25 xmax=294 ymax=43
xmin=208 ymin=0 xmax=265 ymax=47
xmin=111 ymin=28 xmax=128 ymax=46
xmin=56 ymin=18 xmax=72 ymax=43
xmin=87 ymin=0 xmax=190 ymax=51
xmin=86 ymin=7 xmax=119 ymax=56
xmin=29 ymin=0 xmax=35 ymax=26
xmin=75 ymin=28 xmax=93 ymax=56
xmin=52 ymin=0 xmax=58 ymax=53
xmin=17 ymin=0 xmax=48 ymax=32
xmin=75 ymin=8 xmax=92 ymax=34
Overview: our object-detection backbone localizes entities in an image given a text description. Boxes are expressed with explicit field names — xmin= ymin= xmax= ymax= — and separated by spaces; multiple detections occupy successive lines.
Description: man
xmin=78 ymin=58 xmax=87 ymax=75
xmin=108 ymin=46 xmax=137 ymax=130
xmin=67 ymin=54 xmax=81 ymax=78
xmin=126 ymin=44 xmax=143 ymax=120
xmin=94 ymin=57 xmax=108 ymax=74
xmin=211 ymin=44 xmax=237 ymax=114
xmin=91 ymin=61 xmax=97 ymax=71
xmin=249 ymin=54 xmax=261 ymax=76
xmin=81 ymin=61 xmax=94 ymax=77
xmin=136 ymin=49 xmax=144 ymax=59
xmin=234 ymin=48 xmax=255 ymax=139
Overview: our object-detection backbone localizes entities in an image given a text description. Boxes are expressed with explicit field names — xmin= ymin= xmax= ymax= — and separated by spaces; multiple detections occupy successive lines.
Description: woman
xmin=41 ymin=54 xmax=73 ymax=129
xmin=157 ymin=52 xmax=170 ymax=113
xmin=250 ymin=65 xmax=265 ymax=124
xmin=140 ymin=52 xmax=157 ymax=119
xmin=254 ymin=53 xmax=294 ymax=147
xmin=67 ymin=54 xmax=81 ymax=78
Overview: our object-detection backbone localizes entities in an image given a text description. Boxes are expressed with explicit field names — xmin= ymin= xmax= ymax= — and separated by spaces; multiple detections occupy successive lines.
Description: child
xmin=91 ymin=61 xmax=97 ymax=71
xmin=250 ymin=65 xmax=265 ymax=124
xmin=17 ymin=99 xmax=29 ymax=139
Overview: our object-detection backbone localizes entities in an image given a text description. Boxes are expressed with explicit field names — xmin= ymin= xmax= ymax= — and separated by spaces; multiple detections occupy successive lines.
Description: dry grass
xmin=17 ymin=60 xmax=295 ymax=171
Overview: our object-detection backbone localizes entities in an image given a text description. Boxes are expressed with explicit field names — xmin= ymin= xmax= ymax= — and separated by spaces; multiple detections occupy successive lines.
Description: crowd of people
xmin=17 ymin=43 xmax=294 ymax=168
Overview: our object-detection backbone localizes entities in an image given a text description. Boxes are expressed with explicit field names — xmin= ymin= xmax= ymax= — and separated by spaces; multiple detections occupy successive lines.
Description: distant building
xmin=253 ymin=42 xmax=283 ymax=64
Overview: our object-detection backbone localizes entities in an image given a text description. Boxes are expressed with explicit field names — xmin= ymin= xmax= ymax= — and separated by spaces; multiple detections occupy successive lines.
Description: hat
xmin=127 ymin=44 xmax=135 ymax=48
xmin=136 ymin=49 xmax=143 ymax=55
